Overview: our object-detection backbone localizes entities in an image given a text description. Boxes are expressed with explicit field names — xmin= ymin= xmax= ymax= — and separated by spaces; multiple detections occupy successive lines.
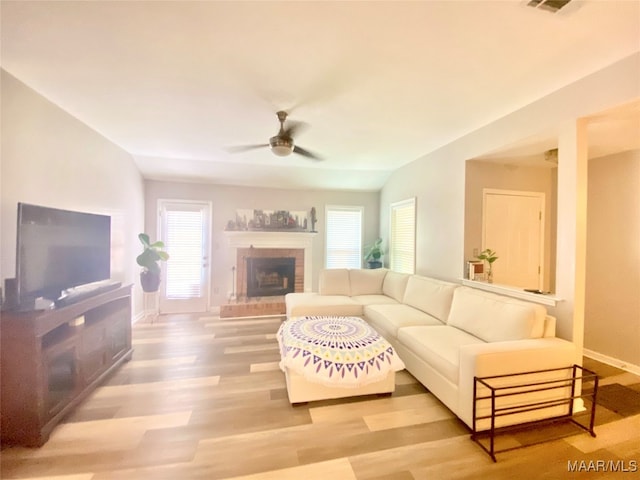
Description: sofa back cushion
xmin=318 ymin=269 xmax=351 ymax=296
xmin=402 ymin=275 xmax=458 ymax=322
xmin=447 ymin=287 xmax=547 ymax=342
xmin=350 ymin=268 xmax=387 ymax=296
xmin=543 ymin=315 xmax=557 ymax=338
xmin=382 ymin=271 xmax=410 ymax=302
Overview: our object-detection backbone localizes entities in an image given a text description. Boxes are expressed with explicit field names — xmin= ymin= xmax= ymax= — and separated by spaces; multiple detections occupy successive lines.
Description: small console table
xmin=472 ymin=364 xmax=599 ymax=462
xmin=0 ymin=285 xmax=133 ymax=447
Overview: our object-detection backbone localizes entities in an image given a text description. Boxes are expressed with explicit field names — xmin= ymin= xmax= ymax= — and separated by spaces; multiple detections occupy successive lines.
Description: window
xmin=389 ymin=198 xmax=416 ymax=274
xmin=162 ymin=203 xmax=207 ymax=300
xmin=325 ymin=206 xmax=363 ymax=269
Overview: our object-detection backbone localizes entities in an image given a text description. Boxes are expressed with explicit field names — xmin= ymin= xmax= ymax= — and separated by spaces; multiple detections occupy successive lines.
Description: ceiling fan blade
xmin=282 ymin=120 xmax=307 ymax=139
xmin=293 ymin=145 xmax=323 ymax=161
xmin=226 ymin=144 xmax=269 ymax=153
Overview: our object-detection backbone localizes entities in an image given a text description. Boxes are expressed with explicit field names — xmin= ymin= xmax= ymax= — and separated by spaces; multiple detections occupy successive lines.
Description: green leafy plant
xmin=476 ymin=248 xmax=498 ymax=282
xmin=364 ymin=238 xmax=383 ymax=262
xmin=136 ymin=233 xmax=169 ymax=275
xmin=476 ymin=248 xmax=498 ymax=265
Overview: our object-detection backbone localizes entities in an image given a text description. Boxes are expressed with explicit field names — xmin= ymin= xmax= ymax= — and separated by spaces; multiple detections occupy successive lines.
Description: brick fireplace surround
xmin=221 ymin=231 xmax=316 ymax=318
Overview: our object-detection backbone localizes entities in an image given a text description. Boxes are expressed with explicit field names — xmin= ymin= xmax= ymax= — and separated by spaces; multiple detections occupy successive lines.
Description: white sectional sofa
xmin=285 ymin=268 xmax=578 ymax=430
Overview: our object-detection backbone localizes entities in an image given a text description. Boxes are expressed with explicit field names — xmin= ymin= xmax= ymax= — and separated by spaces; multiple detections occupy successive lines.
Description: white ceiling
xmin=2 ymin=1 xmax=639 ymax=191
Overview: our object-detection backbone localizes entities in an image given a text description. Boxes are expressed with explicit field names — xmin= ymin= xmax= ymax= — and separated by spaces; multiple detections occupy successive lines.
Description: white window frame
xmin=325 ymin=205 xmax=364 ymax=269
xmin=389 ymin=198 xmax=416 ymax=274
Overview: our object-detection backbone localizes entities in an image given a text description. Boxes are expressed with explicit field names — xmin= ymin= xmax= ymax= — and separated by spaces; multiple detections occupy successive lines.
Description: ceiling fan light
xmin=271 ymin=145 xmax=292 ymax=156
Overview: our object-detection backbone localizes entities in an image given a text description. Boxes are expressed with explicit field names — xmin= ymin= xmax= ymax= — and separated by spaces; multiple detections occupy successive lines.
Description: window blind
xmin=390 ymin=198 xmax=416 ymax=274
xmin=164 ymin=208 xmax=204 ymax=299
xmin=325 ymin=206 xmax=363 ymax=269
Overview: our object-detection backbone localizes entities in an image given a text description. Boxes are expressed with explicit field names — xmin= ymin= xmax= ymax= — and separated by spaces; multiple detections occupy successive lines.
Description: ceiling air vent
xmin=527 ymin=0 xmax=573 ymax=13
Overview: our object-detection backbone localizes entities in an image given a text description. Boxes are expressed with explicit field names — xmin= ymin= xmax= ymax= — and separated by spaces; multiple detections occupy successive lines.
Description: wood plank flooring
xmin=2 ymin=314 xmax=639 ymax=479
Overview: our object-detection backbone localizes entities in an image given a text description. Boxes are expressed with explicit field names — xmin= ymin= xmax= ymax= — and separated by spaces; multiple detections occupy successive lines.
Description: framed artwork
xmin=227 ymin=208 xmax=309 ymax=231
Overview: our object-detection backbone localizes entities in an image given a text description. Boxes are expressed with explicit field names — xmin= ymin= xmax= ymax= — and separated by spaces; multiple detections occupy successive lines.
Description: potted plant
xmin=364 ymin=238 xmax=383 ymax=269
xmin=476 ymin=248 xmax=498 ymax=283
xmin=136 ymin=233 xmax=170 ymax=292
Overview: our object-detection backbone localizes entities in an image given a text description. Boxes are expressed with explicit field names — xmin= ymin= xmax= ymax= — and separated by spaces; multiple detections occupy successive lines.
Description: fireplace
xmin=222 ymin=235 xmax=313 ymax=317
xmin=246 ymin=257 xmax=295 ymax=298
xmin=234 ymin=247 xmax=304 ymax=301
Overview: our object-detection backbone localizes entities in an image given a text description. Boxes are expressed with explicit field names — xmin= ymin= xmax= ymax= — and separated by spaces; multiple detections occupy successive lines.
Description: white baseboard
xmin=132 ymin=311 xmax=145 ymax=324
xmin=583 ymin=348 xmax=640 ymax=376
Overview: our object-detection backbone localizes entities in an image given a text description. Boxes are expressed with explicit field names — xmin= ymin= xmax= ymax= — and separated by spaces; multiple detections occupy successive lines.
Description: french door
xmin=158 ymin=200 xmax=211 ymax=313
xmin=482 ymin=189 xmax=545 ymax=290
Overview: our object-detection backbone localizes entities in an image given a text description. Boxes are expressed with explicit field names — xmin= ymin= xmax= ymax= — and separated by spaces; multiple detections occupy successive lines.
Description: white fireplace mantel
xmin=224 ymin=231 xmax=317 ymax=292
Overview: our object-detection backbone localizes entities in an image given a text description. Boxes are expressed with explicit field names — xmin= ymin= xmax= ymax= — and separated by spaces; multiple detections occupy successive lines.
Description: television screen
xmin=16 ymin=203 xmax=111 ymax=304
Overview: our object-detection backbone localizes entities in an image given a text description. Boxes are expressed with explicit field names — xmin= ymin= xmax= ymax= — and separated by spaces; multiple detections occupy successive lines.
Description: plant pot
xmin=140 ymin=270 xmax=161 ymax=292
xmin=367 ymin=260 xmax=382 ymax=269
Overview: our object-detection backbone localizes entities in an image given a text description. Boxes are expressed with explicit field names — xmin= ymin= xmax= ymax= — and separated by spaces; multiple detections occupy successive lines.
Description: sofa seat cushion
xmin=286 ymin=293 xmax=363 ymax=318
xmin=397 ymin=325 xmax=485 ymax=384
xmin=349 ymin=268 xmax=388 ymax=296
xmin=447 ymin=287 xmax=546 ymax=342
xmin=364 ymin=303 xmax=443 ymax=339
xmin=352 ymin=294 xmax=399 ymax=306
xmin=402 ymin=275 xmax=459 ymax=322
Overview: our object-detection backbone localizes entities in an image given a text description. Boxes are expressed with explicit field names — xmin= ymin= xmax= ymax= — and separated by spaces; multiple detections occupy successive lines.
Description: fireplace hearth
xmin=246 ymin=257 xmax=295 ymax=298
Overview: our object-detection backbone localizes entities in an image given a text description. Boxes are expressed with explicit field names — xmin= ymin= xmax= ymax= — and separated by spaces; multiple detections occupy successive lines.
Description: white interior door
xmin=158 ymin=200 xmax=211 ymax=313
xmin=482 ymin=189 xmax=544 ymax=290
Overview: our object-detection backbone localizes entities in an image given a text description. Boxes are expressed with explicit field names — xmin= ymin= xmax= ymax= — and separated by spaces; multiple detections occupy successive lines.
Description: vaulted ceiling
xmin=2 ymin=1 xmax=639 ymax=190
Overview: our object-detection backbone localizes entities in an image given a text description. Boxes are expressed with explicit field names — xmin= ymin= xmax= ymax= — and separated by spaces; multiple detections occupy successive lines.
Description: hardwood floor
xmin=2 ymin=314 xmax=639 ymax=479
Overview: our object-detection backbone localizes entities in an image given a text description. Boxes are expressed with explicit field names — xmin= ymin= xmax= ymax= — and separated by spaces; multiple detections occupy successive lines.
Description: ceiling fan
xmin=228 ymin=111 xmax=322 ymax=161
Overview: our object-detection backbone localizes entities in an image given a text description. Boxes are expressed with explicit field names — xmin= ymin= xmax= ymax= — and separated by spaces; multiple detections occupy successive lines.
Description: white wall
xmin=0 ymin=70 xmax=145 ymax=315
xmin=585 ymin=150 xmax=640 ymax=371
xmin=380 ymin=52 xmax=640 ymax=344
xmin=144 ymin=180 xmax=380 ymax=309
xmin=381 ymin=150 xmax=465 ymax=281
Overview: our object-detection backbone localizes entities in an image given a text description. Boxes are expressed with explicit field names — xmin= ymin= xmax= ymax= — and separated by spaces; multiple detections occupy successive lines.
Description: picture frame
xmin=467 ymin=261 xmax=484 ymax=281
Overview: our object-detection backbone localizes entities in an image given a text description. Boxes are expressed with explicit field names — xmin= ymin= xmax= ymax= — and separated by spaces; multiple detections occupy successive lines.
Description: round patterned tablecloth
xmin=277 ymin=316 xmax=405 ymax=388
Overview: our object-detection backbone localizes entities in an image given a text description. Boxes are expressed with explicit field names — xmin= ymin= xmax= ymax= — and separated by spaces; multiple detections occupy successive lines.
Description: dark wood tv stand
xmin=0 ymin=285 xmax=133 ymax=447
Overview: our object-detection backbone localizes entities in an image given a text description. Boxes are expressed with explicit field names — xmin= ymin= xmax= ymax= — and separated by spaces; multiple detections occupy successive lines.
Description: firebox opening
xmin=246 ymin=257 xmax=295 ymax=298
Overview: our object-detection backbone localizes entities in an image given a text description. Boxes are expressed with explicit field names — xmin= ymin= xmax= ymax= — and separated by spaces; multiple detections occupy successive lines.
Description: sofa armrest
xmin=285 ymin=292 xmax=317 ymax=318
xmin=285 ymin=292 xmax=363 ymax=318
xmin=457 ymin=338 xmax=578 ymax=428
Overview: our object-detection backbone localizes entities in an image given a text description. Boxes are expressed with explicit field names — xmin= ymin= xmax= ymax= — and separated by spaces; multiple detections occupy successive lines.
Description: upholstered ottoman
xmin=277 ymin=315 xmax=405 ymax=403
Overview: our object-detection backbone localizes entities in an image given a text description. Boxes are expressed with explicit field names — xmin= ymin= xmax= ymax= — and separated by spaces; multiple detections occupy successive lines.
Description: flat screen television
xmin=16 ymin=203 xmax=111 ymax=307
